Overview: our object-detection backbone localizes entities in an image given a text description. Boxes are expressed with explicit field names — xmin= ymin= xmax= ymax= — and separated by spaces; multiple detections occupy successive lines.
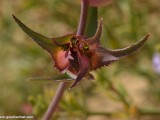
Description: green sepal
xmin=28 ymin=73 xmax=74 ymax=82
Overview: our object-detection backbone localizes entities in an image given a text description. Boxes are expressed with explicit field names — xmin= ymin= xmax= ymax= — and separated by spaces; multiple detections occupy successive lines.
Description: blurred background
xmin=0 ymin=0 xmax=160 ymax=120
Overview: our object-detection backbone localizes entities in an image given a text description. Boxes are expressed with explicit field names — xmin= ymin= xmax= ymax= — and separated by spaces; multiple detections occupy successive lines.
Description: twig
xmin=87 ymin=111 xmax=113 ymax=117
xmin=43 ymin=0 xmax=89 ymax=119
xmin=139 ymin=108 xmax=160 ymax=116
xmin=77 ymin=0 xmax=89 ymax=35
xmin=43 ymin=82 xmax=66 ymax=120
xmin=107 ymin=80 xmax=130 ymax=108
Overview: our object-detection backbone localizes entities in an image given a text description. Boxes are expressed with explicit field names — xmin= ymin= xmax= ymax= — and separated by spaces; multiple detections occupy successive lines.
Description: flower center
xmin=70 ymin=37 xmax=78 ymax=47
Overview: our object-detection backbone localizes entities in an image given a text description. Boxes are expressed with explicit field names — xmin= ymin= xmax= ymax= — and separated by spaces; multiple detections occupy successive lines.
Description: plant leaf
xmin=28 ymin=73 xmax=74 ymax=82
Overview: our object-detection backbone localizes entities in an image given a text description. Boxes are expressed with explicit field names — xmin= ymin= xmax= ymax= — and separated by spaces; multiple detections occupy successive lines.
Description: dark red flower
xmin=13 ymin=15 xmax=150 ymax=88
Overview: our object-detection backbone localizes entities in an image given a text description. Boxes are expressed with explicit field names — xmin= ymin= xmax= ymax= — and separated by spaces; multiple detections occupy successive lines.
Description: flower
xmin=13 ymin=15 xmax=150 ymax=88
xmin=153 ymin=53 xmax=160 ymax=75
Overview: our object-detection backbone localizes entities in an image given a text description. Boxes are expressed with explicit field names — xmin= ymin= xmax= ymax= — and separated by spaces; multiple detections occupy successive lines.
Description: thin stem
xmin=77 ymin=0 xmax=89 ymax=35
xmin=43 ymin=82 xmax=66 ymax=120
xmin=43 ymin=1 xmax=89 ymax=120
xmin=87 ymin=109 xmax=160 ymax=117
xmin=107 ymin=80 xmax=130 ymax=108
xmin=139 ymin=108 xmax=160 ymax=116
xmin=85 ymin=7 xmax=97 ymax=37
xmin=87 ymin=111 xmax=113 ymax=117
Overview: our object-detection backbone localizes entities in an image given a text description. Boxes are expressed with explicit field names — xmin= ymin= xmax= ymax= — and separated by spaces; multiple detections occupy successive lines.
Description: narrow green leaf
xmin=28 ymin=73 xmax=74 ymax=82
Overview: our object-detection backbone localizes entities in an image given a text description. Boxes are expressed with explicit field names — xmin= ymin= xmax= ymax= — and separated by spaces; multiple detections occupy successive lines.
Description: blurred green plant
xmin=1 ymin=0 xmax=160 ymax=120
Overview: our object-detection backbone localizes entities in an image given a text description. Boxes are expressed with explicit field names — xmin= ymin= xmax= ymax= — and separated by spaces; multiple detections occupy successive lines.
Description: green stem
xmin=87 ymin=111 xmax=113 ymax=116
xmin=107 ymin=80 xmax=130 ymax=108
xmin=43 ymin=82 xmax=66 ymax=120
xmin=77 ymin=0 xmax=89 ymax=35
xmin=139 ymin=108 xmax=160 ymax=116
xmin=85 ymin=7 xmax=97 ymax=37
xmin=87 ymin=109 xmax=160 ymax=117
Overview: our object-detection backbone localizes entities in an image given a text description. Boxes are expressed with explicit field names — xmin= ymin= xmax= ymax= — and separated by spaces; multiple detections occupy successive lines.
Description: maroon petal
xmin=70 ymin=50 xmax=90 ymax=88
xmin=91 ymin=47 xmax=119 ymax=70
xmin=81 ymin=19 xmax=103 ymax=55
xmin=85 ymin=18 xmax=103 ymax=44
xmin=100 ymin=33 xmax=150 ymax=58
xmin=91 ymin=33 xmax=150 ymax=70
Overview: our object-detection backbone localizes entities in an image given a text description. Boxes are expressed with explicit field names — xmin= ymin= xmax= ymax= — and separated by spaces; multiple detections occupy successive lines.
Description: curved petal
xmin=13 ymin=15 xmax=73 ymax=72
xmin=85 ymin=18 xmax=103 ymax=44
xmin=91 ymin=33 xmax=150 ymax=70
xmin=101 ymin=33 xmax=150 ymax=58
xmin=81 ymin=19 xmax=103 ymax=54
xmin=13 ymin=15 xmax=54 ymax=52
xmin=70 ymin=50 xmax=91 ymax=88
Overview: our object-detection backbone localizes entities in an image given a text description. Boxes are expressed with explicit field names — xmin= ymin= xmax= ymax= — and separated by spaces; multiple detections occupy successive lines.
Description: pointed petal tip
xmin=140 ymin=33 xmax=150 ymax=43
xmin=99 ymin=18 xmax=103 ymax=27
xmin=12 ymin=14 xmax=18 ymax=22
xmin=147 ymin=33 xmax=150 ymax=38
xmin=100 ymin=18 xmax=103 ymax=22
xmin=12 ymin=15 xmax=23 ymax=27
xmin=69 ymin=83 xmax=76 ymax=89
xmin=69 ymin=78 xmax=81 ymax=88
xmin=12 ymin=14 xmax=15 ymax=17
xmin=145 ymin=33 xmax=150 ymax=39
xmin=12 ymin=14 xmax=16 ymax=20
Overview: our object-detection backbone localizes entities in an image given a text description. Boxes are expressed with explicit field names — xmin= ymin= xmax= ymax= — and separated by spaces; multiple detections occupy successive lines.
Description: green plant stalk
xmin=77 ymin=0 xmax=89 ymax=35
xmin=86 ymin=108 xmax=160 ymax=117
xmin=43 ymin=0 xmax=89 ymax=120
xmin=107 ymin=80 xmax=130 ymax=108
xmin=87 ymin=111 xmax=113 ymax=116
xmin=139 ymin=108 xmax=160 ymax=116
xmin=43 ymin=82 xmax=66 ymax=120
xmin=85 ymin=7 xmax=97 ymax=38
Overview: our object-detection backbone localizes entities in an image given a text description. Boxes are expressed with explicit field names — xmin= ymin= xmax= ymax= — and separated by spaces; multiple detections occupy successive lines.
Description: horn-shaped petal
xmin=91 ymin=33 xmax=150 ymax=70
xmin=85 ymin=18 xmax=103 ymax=44
xmin=13 ymin=15 xmax=73 ymax=72
xmin=91 ymin=18 xmax=103 ymax=42
xmin=100 ymin=33 xmax=150 ymax=58
xmin=13 ymin=15 xmax=54 ymax=53
xmin=82 ymin=19 xmax=103 ymax=53
xmin=70 ymin=49 xmax=91 ymax=88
